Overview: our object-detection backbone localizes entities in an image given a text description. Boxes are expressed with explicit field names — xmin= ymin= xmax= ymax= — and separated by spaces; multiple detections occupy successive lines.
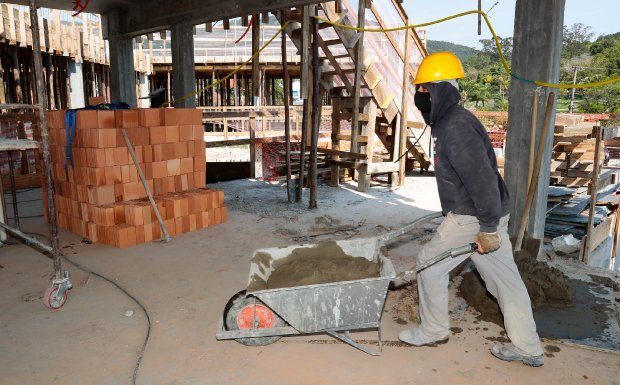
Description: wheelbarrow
xmin=215 ymin=212 xmax=477 ymax=355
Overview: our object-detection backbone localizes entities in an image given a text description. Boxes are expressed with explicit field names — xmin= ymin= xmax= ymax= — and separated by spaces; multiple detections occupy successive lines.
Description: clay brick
xmin=97 ymin=111 xmax=116 ymax=128
xmin=167 ymin=159 xmax=181 ymax=176
xmin=193 ymin=156 xmax=205 ymax=171
xmin=97 ymin=129 xmax=116 ymax=148
xmin=188 ymin=213 xmax=197 ymax=231
xmin=149 ymin=126 xmax=167 ymax=145
xmin=112 ymin=224 xmax=137 ymax=248
xmin=139 ymin=109 xmax=161 ymax=126
xmin=76 ymin=110 xmax=98 ymax=129
xmin=165 ymin=125 xmax=180 ymax=143
xmin=85 ymin=148 xmax=107 ymax=168
xmin=197 ymin=211 xmax=210 ymax=228
xmin=115 ymin=110 xmax=139 ymax=128
xmin=210 ymin=208 xmax=220 ymax=224
xmin=142 ymin=145 xmax=153 ymax=163
xmin=179 ymin=157 xmax=193 ymax=174
xmin=179 ymin=197 xmax=190 ymax=216
xmin=135 ymin=225 xmax=146 ymax=245
xmin=194 ymin=140 xmax=206 ymax=156
xmin=86 ymin=222 xmax=98 ymax=242
xmin=87 ymin=185 xmax=115 ymax=205
xmin=163 ymin=143 xmax=178 ymax=160
xmin=123 ymin=181 xmax=145 ymax=201
xmin=92 ymin=204 xmax=116 ymax=226
xmin=176 ymin=109 xmax=203 ymax=125
xmin=114 ymin=147 xmax=130 ymax=165
xmin=179 ymin=125 xmax=193 ymax=141
xmin=192 ymin=125 xmax=204 ymax=140
xmin=174 ymin=142 xmax=188 ymax=158
xmin=124 ymin=203 xmax=145 ymax=226
xmin=160 ymin=108 xmax=179 ymax=126
xmin=154 ymin=221 xmax=165 ymax=238
xmin=174 ymin=217 xmax=184 ymax=235
xmin=164 ymin=197 xmax=182 ymax=218
xmin=219 ymin=207 xmax=227 ymax=223
xmin=187 ymin=173 xmax=195 ymax=189
xmin=143 ymin=223 xmax=154 ymax=243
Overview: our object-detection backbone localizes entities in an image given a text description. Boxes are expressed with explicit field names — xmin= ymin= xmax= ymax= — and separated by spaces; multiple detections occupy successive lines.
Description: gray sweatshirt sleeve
xmin=444 ymin=123 xmax=502 ymax=232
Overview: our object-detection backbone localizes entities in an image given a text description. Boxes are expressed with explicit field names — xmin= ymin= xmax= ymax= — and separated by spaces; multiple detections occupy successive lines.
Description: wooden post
xmin=398 ymin=23 xmax=411 ymax=186
xmin=251 ymin=13 xmax=260 ymax=178
xmin=309 ymin=7 xmax=320 ymax=209
xmin=29 ymin=0 xmax=62 ymax=277
xmin=583 ymin=126 xmax=603 ymax=264
xmin=330 ymin=96 xmax=341 ymax=186
xmin=281 ymin=10 xmax=292 ymax=202
xmin=300 ymin=6 xmax=309 ymax=99
xmin=351 ymin=0 xmax=366 ymax=156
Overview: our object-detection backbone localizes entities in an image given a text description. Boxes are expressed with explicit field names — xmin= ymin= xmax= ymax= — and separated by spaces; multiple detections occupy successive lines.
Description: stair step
xmin=322 ymin=68 xmax=355 ymax=76
xmin=323 ymin=38 xmax=343 ymax=46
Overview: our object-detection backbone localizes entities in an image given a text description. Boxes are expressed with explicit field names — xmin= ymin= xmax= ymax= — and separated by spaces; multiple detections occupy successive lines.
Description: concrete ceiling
xmin=19 ymin=0 xmax=320 ymax=36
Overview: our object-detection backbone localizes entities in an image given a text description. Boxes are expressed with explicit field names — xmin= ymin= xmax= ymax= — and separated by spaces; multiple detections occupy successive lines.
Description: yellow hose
xmin=163 ymin=21 xmax=291 ymax=107
xmin=314 ymin=10 xmax=620 ymax=90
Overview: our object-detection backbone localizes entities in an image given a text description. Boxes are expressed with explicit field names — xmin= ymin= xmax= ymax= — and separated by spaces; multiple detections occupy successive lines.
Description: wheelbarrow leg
xmin=326 ymin=330 xmax=380 ymax=356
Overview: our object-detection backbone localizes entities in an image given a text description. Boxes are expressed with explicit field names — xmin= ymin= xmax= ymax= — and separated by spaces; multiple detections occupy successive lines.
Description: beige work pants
xmin=417 ymin=212 xmax=543 ymax=356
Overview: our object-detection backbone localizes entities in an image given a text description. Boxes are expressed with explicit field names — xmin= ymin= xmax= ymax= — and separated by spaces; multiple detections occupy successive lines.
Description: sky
xmin=403 ymin=0 xmax=620 ymax=49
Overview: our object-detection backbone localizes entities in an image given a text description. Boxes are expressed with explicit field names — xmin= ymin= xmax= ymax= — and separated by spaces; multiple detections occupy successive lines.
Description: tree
xmin=562 ymin=23 xmax=594 ymax=59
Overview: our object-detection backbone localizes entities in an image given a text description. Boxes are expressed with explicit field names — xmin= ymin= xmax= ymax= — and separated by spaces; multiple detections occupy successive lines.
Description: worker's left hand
xmin=475 ymin=232 xmax=501 ymax=254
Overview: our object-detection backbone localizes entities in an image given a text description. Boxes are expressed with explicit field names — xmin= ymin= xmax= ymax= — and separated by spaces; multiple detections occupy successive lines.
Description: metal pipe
xmin=0 ymin=219 xmax=52 ymax=254
xmin=121 ymin=128 xmax=171 ymax=242
xmin=29 ymin=0 xmax=62 ymax=278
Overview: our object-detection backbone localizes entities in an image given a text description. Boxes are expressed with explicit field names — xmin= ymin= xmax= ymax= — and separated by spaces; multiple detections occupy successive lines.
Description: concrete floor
xmin=1 ymin=177 xmax=619 ymax=385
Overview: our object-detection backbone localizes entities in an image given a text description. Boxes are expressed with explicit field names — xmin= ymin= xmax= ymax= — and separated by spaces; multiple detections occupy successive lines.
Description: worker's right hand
xmin=475 ymin=232 xmax=501 ymax=254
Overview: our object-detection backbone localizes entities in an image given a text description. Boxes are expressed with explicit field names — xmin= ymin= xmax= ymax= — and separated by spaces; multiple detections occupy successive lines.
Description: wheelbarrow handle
xmin=415 ymin=243 xmax=478 ymax=273
xmin=379 ymin=212 xmax=443 ymax=244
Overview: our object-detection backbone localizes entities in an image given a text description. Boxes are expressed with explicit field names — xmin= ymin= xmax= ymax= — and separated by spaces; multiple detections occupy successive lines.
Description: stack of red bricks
xmin=44 ymin=108 xmax=227 ymax=248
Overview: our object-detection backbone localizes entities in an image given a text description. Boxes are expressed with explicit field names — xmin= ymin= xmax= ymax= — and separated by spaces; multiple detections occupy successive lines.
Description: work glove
xmin=475 ymin=232 xmax=501 ymax=254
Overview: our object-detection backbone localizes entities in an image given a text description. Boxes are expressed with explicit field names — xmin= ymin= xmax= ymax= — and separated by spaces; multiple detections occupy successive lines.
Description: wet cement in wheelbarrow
xmin=247 ymin=241 xmax=380 ymax=291
xmin=458 ymin=250 xmax=611 ymax=340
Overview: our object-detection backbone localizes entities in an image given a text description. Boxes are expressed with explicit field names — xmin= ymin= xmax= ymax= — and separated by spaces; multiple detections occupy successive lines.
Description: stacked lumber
xmin=44 ymin=108 xmax=227 ymax=248
xmin=550 ymin=125 xmax=605 ymax=187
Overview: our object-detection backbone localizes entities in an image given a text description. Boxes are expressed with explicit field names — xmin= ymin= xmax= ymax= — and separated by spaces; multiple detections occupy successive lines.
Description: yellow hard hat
xmin=413 ymin=51 xmax=465 ymax=85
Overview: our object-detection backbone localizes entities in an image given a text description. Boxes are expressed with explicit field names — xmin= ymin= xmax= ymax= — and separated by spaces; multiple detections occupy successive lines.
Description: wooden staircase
xmin=279 ymin=1 xmax=432 ymax=189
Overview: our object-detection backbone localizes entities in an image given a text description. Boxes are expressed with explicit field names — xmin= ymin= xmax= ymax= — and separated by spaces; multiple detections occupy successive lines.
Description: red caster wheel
xmin=43 ymin=286 xmax=67 ymax=310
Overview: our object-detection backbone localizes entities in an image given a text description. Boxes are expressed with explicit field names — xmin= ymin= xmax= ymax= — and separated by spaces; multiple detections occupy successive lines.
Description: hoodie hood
xmin=425 ymin=82 xmax=461 ymax=126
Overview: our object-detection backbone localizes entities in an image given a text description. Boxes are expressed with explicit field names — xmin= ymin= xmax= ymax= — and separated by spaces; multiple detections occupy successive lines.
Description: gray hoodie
xmin=424 ymin=82 xmax=509 ymax=232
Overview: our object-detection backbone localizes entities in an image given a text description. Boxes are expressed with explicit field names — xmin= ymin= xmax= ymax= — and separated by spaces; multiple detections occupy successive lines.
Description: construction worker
xmin=398 ymin=51 xmax=544 ymax=367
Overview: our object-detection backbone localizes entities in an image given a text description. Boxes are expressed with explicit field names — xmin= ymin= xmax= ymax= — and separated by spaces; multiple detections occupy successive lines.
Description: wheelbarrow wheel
xmin=224 ymin=290 xmax=285 ymax=346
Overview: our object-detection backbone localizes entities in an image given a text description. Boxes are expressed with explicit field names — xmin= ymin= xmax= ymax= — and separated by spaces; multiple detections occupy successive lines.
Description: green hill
xmin=427 ymin=40 xmax=478 ymax=62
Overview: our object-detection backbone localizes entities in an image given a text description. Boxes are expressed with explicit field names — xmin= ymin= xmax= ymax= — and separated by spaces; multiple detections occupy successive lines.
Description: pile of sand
xmin=248 ymin=241 xmax=380 ymax=291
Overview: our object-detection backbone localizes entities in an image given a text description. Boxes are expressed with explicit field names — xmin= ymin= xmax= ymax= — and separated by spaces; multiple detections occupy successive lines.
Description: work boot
xmin=398 ymin=327 xmax=449 ymax=347
xmin=491 ymin=344 xmax=544 ymax=367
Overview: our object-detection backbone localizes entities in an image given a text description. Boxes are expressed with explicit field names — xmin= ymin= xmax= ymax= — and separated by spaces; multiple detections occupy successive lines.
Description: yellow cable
xmin=314 ymin=11 xmax=619 ymax=90
xmin=163 ymin=21 xmax=291 ymax=107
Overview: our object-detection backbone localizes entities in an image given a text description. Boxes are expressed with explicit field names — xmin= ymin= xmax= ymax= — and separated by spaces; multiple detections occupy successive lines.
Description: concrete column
xmin=505 ymin=0 xmax=565 ymax=246
xmin=67 ymin=61 xmax=85 ymax=109
xmin=107 ymin=10 xmax=137 ymax=106
xmin=171 ymin=22 xmax=196 ymax=108
xmin=137 ymin=72 xmax=149 ymax=108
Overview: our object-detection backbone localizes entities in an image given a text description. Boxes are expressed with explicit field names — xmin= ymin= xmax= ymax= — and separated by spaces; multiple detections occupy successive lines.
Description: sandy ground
xmin=1 ymin=176 xmax=619 ymax=385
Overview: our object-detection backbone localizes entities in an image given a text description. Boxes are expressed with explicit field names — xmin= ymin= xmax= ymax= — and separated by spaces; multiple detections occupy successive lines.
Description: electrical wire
xmin=394 ymin=124 xmax=429 ymax=163
xmin=313 ymin=10 xmax=620 ymax=90
xmin=3 ymin=232 xmax=151 ymax=385
xmin=163 ymin=20 xmax=291 ymax=107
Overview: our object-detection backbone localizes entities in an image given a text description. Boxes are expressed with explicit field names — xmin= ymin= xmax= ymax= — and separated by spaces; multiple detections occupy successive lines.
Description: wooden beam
xmin=309 ymin=7 xmax=320 ymax=209
xmin=398 ymin=23 xmax=410 ymax=186
xmin=350 ymin=0 xmax=366 ymax=155
xmin=584 ymin=126 xmax=604 ymax=264
xmin=281 ymin=9 xmax=292 ymax=202
xmin=300 ymin=5 xmax=310 ymax=99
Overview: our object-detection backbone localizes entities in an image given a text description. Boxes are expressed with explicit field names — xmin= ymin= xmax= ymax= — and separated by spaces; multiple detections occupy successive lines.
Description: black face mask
xmin=414 ymin=91 xmax=432 ymax=113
